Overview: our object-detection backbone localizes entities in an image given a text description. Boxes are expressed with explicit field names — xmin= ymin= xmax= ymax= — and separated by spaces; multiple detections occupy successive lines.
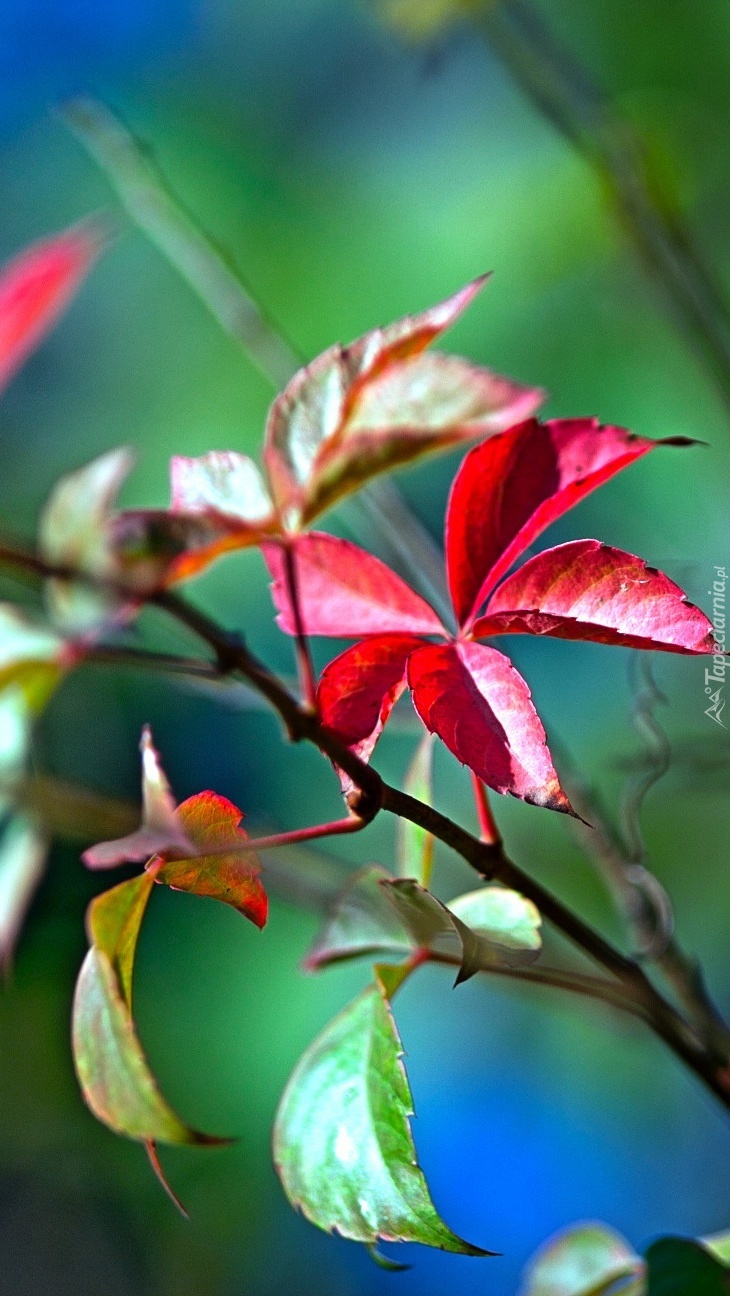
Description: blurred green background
xmin=1 ymin=2 xmax=729 ymax=1293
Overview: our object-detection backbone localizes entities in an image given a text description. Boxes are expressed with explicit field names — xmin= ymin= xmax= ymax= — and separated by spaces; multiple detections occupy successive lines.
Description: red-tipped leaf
xmin=263 ymin=278 xmax=543 ymax=525
xmin=0 ymin=221 xmax=103 ymax=393
xmin=150 ymin=792 xmax=267 ymax=929
xmin=408 ymin=641 xmax=572 ymax=813
xmin=265 ymin=534 xmax=445 ymax=638
xmin=474 ymin=540 xmax=718 ymax=654
xmin=445 ymin=418 xmax=694 ymax=628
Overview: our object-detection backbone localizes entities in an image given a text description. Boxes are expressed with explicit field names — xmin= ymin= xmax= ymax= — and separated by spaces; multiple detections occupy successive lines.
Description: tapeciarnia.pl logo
xmin=705 ymin=564 xmax=726 ymax=727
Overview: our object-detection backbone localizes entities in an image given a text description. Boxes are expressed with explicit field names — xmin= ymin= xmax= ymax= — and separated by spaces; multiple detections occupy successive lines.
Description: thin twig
xmin=470 ymin=772 xmax=502 ymax=846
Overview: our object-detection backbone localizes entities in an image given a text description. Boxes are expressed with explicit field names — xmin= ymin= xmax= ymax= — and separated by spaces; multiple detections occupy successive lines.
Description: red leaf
xmin=445 ymin=418 xmax=694 ymax=629
xmin=408 ymin=641 xmax=573 ymax=813
xmin=264 ymin=534 xmax=445 ymax=638
xmin=473 ymin=540 xmax=718 ymax=654
xmin=318 ymin=634 xmax=424 ymax=756
xmin=150 ymin=791 xmax=268 ymax=929
xmin=0 ymin=222 xmax=103 ymax=394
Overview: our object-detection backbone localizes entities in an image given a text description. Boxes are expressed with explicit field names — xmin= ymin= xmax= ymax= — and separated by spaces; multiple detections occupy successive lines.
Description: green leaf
xmin=72 ymin=946 xmax=223 ymax=1145
xmin=0 ymin=605 xmax=66 ymax=713
xmin=645 ymin=1238 xmax=730 ymax=1295
xmin=273 ymin=974 xmax=489 ymax=1254
xmin=385 ymin=878 xmax=540 ymax=980
xmin=520 ymin=1222 xmax=641 ymax=1296
xmin=74 ymin=870 xmax=228 ymax=1149
xmin=706 ymin=1233 xmax=730 ymax=1266
xmin=447 ymin=885 xmax=542 ymax=956
xmin=0 ymin=814 xmax=48 ymax=968
xmin=396 ymin=732 xmax=435 ymax=885
xmin=39 ymin=447 xmax=137 ymax=633
xmin=304 ymin=865 xmax=412 ymax=971
xmin=305 ymin=869 xmax=540 ymax=977
xmin=86 ymin=871 xmax=155 ymax=1009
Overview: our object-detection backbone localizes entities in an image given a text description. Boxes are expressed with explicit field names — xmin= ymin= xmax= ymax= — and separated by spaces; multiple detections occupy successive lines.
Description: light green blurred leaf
xmin=447 ymin=885 xmax=542 ymax=955
xmin=273 ymin=972 xmax=488 ymax=1253
xmin=520 ymin=1222 xmax=641 ymax=1296
xmin=73 ymin=870 xmax=227 ymax=1148
xmin=396 ymin=731 xmax=435 ymax=885
xmin=0 ymin=814 xmax=48 ymax=967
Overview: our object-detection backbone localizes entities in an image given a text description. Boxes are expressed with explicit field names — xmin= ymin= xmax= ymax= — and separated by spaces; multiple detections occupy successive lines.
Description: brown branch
xmin=0 ymin=536 xmax=728 ymax=1108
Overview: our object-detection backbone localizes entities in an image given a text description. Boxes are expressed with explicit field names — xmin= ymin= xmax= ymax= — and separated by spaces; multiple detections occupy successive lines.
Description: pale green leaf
xmin=72 ymin=946 xmax=221 ymax=1145
xmin=447 ymin=885 xmax=542 ymax=954
xmin=86 ymin=871 xmax=155 ymax=1010
xmin=0 ymin=814 xmax=48 ymax=966
xmin=520 ymin=1222 xmax=641 ymax=1296
xmin=39 ymin=447 xmax=135 ymax=632
xmin=273 ymin=976 xmax=488 ymax=1254
xmin=304 ymin=865 xmax=412 ymax=971
xmin=396 ymin=732 xmax=435 ymax=885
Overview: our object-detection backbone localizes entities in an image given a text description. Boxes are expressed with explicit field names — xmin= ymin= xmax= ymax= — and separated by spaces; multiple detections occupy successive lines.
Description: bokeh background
xmin=1 ymin=2 xmax=729 ymax=1293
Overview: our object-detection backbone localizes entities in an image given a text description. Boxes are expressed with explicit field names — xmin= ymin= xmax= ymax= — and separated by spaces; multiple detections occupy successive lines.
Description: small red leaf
xmin=318 ymin=634 xmax=424 ymax=755
xmin=474 ymin=541 xmax=718 ymax=654
xmin=0 ymin=222 xmax=103 ymax=393
xmin=151 ymin=791 xmax=268 ymax=929
xmin=264 ymin=534 xmax=445 ymax=638
xmin=408 ymin=641 xmax=572 ymax=813
xmin=445 ymin=418 xmax=694 ymax=628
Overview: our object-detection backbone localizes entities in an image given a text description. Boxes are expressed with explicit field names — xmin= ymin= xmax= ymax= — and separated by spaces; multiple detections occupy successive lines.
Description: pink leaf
xmin=445 ymin=418 xmax=694 ymax=629
xmin=0 ymin=222 xmax=103 ymax=394
xmin=408 ymin=641 xmax=573 ymax=813
xmin=262 ymin=278 xmax=543 ymax=525
xmin=472 ymin=540 xmax=718 ymax=654
xmin=318 ymin=634 xmax=424 ymax=757
xmin=264 ymin=534 xmax=445 ymax=638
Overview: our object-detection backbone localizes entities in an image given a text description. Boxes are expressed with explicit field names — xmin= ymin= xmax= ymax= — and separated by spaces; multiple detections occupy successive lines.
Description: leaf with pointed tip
xmin=305 ymin=870 xmax=537 ymax=976
xmin=263 ymin=277 xmax=542 ymax=525
xmin=39 ymin=447 xmax=137 ymax=633
xmin=0 ymin=221 xmax=103 ymax=394
xmin=304 ymin=866 xmax=413 ymax=971
xmin=74 ymin=870 xmax=226 ymax=1147
xmin=151 ymin=791 xmax=267 ymax=929
xmin=265 ymin=534 xmax=444 ymax=637
xmin=473 ymin=541 xmax=718 ymax=654
xmin=72 ymin=946 xmax=226 ymax=1145
xmin=0 ymin=814 xmax=49 ymax=968
xmin=396 ymin=732 xmax=435 ymax=885
xmin=86 ymin=871 xmax=156 ymax=1009
xmin=317 ymin=635 xmax=424 ymax=787
xmin=273 ymin=974 xmax=489 ymax=1254
xmin=447 ymin=886 xmax=541 ymax=955
xmin=408 ymin=641 xmax=573 ymax=814
xmin=645 ymin=1238 xmax=730 ymax=1296
xmin=520 ymin=1222 xmax=641 ymax=1296
xmin=445 ymin=419 xmax=694 ymax=628
xmin=84 ymin=726 xmax=192 ymax=870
